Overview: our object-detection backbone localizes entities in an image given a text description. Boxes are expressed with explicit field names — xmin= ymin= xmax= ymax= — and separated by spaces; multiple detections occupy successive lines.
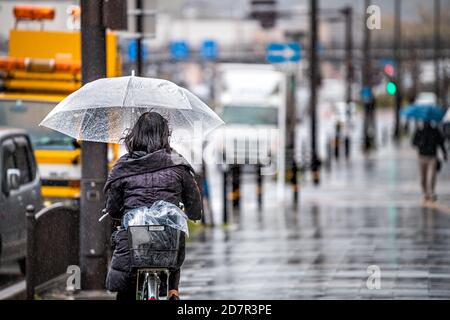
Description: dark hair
xmin=124 ymin=112 xmax=171 ymax=155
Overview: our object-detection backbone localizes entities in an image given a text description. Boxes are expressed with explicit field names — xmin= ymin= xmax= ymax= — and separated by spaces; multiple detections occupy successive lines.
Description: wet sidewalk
xmin=180 ymin=140 xmax=450 ymax=299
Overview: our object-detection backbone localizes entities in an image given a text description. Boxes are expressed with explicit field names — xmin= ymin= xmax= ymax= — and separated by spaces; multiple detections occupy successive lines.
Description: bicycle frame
xmin=136 ymin=268 xmax=170 ymax=300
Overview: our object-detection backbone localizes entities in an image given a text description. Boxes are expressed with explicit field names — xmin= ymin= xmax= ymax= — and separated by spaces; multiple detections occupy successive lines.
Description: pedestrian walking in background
xmin=412 ymin=121 xmax=448 ymax=203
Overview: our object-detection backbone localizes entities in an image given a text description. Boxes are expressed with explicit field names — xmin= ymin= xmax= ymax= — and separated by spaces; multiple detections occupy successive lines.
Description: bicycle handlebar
xmin=99 ymin=209 xmax=109 ymax=222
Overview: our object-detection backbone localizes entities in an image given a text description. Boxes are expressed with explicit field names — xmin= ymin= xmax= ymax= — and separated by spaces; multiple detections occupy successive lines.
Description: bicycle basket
xmin=128 ymin=225 xmax=181 ymax=269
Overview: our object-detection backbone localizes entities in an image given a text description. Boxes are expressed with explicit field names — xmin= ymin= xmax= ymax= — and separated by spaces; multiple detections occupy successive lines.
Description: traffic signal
xmin=250 ymin=0 xmax=277 ymax=29
xmin=383 ymin=63 xmax=394 ymax=77
xmin=386 ymin=81 xmax=397 ymax=95
xmin=382 ymin=62 xmax=397 ymax=95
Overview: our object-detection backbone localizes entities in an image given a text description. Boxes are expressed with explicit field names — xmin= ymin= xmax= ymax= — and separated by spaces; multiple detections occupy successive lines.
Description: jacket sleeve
xmin=181 ymin=168 xmax=203 ymax=221
xmin=105 ymin=179 xmax=124 ymax=219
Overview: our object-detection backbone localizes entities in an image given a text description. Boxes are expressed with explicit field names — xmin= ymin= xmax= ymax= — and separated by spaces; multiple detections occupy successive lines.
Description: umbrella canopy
xmin=40 ymin=76 xmax=224 ymax=143
xmin=443 ymin=108 xmax=450 ymax=123
xmin=400 ymin=104 xmax=446 ymax=122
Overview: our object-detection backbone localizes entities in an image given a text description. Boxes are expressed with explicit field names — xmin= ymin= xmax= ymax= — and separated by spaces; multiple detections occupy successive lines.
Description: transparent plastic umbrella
xmin=39 ymin=76 xmax=224 ymax=143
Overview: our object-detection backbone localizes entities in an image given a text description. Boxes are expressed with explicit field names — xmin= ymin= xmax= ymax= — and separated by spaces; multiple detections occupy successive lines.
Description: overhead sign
xmin=266 ymin=42 xmax=301 ymax=63
xmin=360 ymin=86 xmax=373 ymax=103
xmin=200 ymin=39 xmax=218 ymax=60
xmin=127 ymin=40 xmax=149 ymax=63
xmin=170 ymin=41 xmax=189 ymax=60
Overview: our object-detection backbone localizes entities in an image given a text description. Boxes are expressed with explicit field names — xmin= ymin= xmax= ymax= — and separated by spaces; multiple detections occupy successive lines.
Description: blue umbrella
xmin=400 ymin=104 xmax=446 ymax=122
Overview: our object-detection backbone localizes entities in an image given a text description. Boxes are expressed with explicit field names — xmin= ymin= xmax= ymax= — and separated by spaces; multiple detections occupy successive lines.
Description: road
xmin=180 ymin=136 xmax=450 ymax=299
xmin=2 ymin=110 xmax=449 ymax=300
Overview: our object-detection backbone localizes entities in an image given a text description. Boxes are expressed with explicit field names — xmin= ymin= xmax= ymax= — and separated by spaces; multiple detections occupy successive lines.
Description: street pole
xmin=284 ymin=30 xmax=300 ymax=203
xmin=343 ymin=6 xmax=353 ymax=159
xmin=434 ymin=0 xmax=441 ymax=105
xmin=362 ymin=0 xmax=375 ymax=151
xmin=393 ymin=0 xmax=402 ymax=139
xmin=287 ymin=72 xmax=298 ymax=203
xmin=344 ymin=6 xmax=353 ymax=106
xmin=394 ymin=0 xmax=403 ymax=139
xmin=309 ymin=0 xmax=321 ymax=185
xmin=136 ymin=0 xmax=143 ymax=76
xmin=80 ymin=0 xmax=108 ymax=290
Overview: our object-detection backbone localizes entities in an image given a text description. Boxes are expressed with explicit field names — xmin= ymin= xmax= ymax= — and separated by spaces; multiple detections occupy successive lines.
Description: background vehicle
xmin=0 ymin=127 xmax=42 ymax=273
xmin=0 ymin=6 xmax=121 ymax=203
xmin=211 ymin=63 xmax=286 ymax=172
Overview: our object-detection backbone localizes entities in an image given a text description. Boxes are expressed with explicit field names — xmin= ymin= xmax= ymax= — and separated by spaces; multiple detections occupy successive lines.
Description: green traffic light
xmin=386 ymin=81 xmax=397 ymax=95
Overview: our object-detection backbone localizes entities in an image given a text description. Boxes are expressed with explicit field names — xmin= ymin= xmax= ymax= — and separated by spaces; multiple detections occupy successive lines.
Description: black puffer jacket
xmin=103 ymin=149 xmax=202 ymax=292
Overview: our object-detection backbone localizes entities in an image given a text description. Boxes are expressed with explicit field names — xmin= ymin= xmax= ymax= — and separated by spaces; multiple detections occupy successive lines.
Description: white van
xmin=211 ymin=64 xmax=287 ymax=171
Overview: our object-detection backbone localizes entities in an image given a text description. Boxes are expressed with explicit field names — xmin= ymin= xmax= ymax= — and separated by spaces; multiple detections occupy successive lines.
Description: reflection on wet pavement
xmin=0 ymin=262 xmax=23 ymax=292
xmin=180 ymin=141 xmax=450 ymax=299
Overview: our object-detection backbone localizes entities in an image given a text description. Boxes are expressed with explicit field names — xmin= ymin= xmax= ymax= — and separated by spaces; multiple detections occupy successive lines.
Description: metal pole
xmin=362 ymin=0 xmax=374 ymax=151
xmin=26 ymin=205 xmax=36 ymax=300
xmin=309 ymin=0 xmax=321 ymax=185
xmin=344 ymin=6 xmax=353 ymax=106
xmin=136 ymin=0 xmax=143 ymax=76
xmin=80 ymin=0 xmax=108 ymax=290
xmin=222 ymin=169 xmax=228 ymax=224
xmin=256 ymin=164 xmax=263 ymax=210
xmin=231 ymin=165 xmax=241 ymax=212
xmin=434 ymin=0 xmax=441 ymax=104
xmin=286 ymin=71 xmax=297 ymax=200
xmin=393 ymin=0 xmax=402 ymax=139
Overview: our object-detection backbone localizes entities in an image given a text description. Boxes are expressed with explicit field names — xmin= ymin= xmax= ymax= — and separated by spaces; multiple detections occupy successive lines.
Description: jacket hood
xmin=104 ymin=148 xmax=194 ymax=192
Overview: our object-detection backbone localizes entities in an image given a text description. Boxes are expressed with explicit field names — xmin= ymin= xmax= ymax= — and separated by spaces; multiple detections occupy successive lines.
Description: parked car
xmin=0 ymin=127 xmax=42 ymax=273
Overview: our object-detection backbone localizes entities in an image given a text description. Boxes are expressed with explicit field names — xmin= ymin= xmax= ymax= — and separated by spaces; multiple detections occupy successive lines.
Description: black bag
xmin=436 ymin=158 xmax=442 ymax=172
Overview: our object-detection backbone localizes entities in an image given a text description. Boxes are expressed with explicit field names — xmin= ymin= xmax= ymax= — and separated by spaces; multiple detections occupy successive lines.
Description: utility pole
xmin=362 ymin=0 xmax=375 ymax=151
xmin=284 ymin=30 xmax=302 ymax=203
xmin=343 ymin=6 xmax=353 ymax=107
xmin=343 ymin=6 xmax=353 ymax=159
xmin=393 ymin=0 xmax=402 ymax=139
xmin=80 ymin=0 xmax=108 ymax=290
xmin=309 ymin=0 xmax=321 ymax=185
xmin=434 ymin=0 xmax=441 ymax=105
xmin=136 ymin=0 xmax=143 ymax=76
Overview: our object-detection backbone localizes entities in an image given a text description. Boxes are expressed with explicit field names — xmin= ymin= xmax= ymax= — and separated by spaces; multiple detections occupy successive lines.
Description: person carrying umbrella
xmin=40 ymin=75 xmax=224 ymax=300
xmin=412 ymin=121 xmax=447 ymax=203
xmin=104 ymin=111 xmax=202 ymax=300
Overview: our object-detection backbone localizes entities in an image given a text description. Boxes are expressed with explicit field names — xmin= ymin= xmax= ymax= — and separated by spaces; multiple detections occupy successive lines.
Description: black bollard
xmin=256 ymin=164 xmax=263 ymax=210
xmin=291 ymin=160 xmax=299 ymax=206
xmin=344 ymin=135 xmax=351 ymax=159
xmin=334 ymin=122 xmax=341 ymax=159
xmin=222 ymin=167 xmax=228 ymax=225
xmin=231 ymin=165 xmax=241 ymax=212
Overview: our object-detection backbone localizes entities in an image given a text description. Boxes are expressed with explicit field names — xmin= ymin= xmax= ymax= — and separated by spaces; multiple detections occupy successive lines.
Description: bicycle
xmin=136 ymin=267 xmax=169 ymax=300
xmin=100 ymin=210 xmax=182 ymax=300
xmin=129 ymin=224 xmax=181 ymax=300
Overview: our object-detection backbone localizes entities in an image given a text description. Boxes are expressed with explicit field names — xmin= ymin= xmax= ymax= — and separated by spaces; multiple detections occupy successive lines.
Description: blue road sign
xmin=200 ymin=39 xmax=218 ymax=60
xmin=379 ymin=58 xmax=395 ymax=67
xmin=360 ymin=86 xmax=373 ymax=104
xmin=128 ymin=40 xmax=149 ymax=62
xmin=266 ymin=42 xmax=301 ymax=63
xmin=170 ymin=41 xmax=190 ymax=60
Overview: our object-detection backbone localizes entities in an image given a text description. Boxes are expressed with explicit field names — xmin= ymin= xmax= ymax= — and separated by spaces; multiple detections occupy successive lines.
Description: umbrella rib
xmin=121 ymin=76 xmax=133 ymax=108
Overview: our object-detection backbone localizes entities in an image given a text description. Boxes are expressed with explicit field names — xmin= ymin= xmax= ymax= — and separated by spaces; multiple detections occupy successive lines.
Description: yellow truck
xmin=0 ymin=6 xmax=121 ymax=202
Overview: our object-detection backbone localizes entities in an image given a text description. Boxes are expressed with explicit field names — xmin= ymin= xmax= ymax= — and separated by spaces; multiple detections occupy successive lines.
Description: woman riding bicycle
xmin=103 ymin=112 xmax=202 ymax=300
